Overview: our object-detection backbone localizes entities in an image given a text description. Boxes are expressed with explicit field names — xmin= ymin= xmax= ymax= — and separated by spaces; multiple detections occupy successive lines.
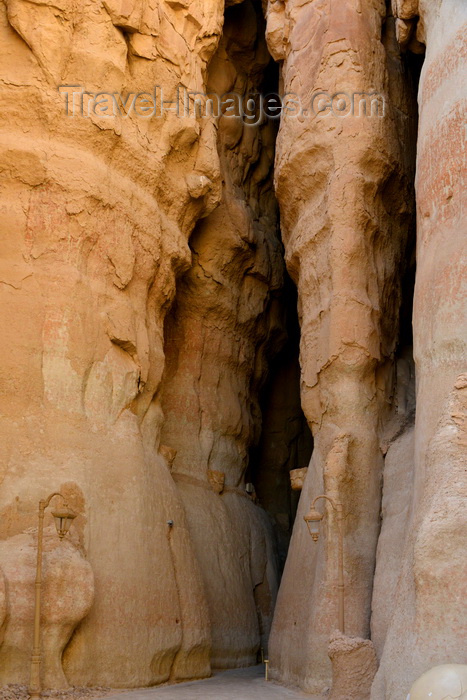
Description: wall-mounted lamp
xmin=304 ymin=494 xmax=345 ymax=634
xmin=29 ymin=492 xmax=77 ymax=699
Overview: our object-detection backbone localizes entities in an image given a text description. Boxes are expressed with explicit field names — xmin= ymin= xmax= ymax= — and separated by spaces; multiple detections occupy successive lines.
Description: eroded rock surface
xmin=0 ymin=0 xmax=465 ymax=695
xmin=371 ymin=2 xmax=467 ymax=696
xmin=328 ymin=631 xmax=377 ymax=700
xmin=160 ymin=0 xmax=284 ymax=667
xmin=0 ymin=532 xmax=94 ymax=688
xmin=0 ymin=0 xmax=224 ymax=687
xmin=265 ymin=0 xmax=417 ymax=693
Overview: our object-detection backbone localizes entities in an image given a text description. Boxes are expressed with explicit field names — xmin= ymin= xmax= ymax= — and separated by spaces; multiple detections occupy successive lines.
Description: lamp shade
xmin=51 ymin=506 xmax=77 ymax=539
xmin=304 ymin=507 xmax=323 ymax=541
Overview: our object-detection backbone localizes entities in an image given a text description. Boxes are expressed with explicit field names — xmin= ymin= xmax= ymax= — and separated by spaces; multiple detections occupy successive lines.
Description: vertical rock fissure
xmin=159 ymin=0 xmax=301 ymax=670
xmin=247 ymin=275 xmax=313 ymax=576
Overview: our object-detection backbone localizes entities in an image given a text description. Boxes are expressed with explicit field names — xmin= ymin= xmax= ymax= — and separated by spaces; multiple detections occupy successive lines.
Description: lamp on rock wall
xmin=304 ymin=494 xmax=345 ymax=633
xmin=29 ymin=492 xmax=77 ymax=700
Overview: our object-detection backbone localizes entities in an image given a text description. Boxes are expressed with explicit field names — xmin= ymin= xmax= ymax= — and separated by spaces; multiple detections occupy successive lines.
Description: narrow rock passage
xmin=101 ymin=668 xmax=322 ymax=700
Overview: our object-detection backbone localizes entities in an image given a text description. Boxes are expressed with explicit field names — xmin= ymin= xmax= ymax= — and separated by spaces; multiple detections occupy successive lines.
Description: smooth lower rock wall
xmin=0 ymin=0 xmax=224 ymax=687
xmin=160 ymin=0 xmax=283 ymax=668
xmin=265 ymin=0 xmax=417 ymax=693
xmin=371 ymin=2 xmax=467 ymax=697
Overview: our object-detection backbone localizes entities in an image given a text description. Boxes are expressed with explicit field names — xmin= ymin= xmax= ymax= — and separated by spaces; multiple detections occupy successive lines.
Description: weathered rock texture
xmin=328 ymin=631 xmax=377 ymax=700
xmin=160 ymin=0 xmax=285 ymax=667
xmin=0 ymin=0 xmax=300 ymax=688
xmin=0 ymin=0 xmax=225 ymax=688
xmin=265 ymin=0 xmax=418 ymax=693
xmin=0 ymin=531 xmax=94 ymax=688
xmin=370 ymin=2 xmax=467 ymax=697
xmin=0 ymin=0 xmax=465 ymax=695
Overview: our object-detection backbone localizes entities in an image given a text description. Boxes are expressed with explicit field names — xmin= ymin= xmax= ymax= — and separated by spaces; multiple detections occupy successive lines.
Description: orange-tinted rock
xmin=160 ymin=1 xmax=283 ymax=667
xmin=0 ymin=0 xmax=223 ymax=687
xmin=0 ymin=531 xmax=94 ymax=688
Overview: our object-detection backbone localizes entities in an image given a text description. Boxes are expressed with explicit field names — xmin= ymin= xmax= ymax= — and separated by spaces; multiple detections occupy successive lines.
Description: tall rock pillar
xmin=371 ymin=2 xmax=467 ymax=696
xmin=265 ymin=0 xmax=416 ymax=692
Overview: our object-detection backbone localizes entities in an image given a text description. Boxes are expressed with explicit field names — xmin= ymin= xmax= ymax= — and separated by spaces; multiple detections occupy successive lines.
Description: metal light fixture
xmin=29 ymin=492 xmax=77 ymax=699
xmin=304 ymin=494 xmax=345 ymax=633
xmin=303 ymin=507 xmax=324 ymax=541
xmin=51 ymin=506 xmax=76 ymax=539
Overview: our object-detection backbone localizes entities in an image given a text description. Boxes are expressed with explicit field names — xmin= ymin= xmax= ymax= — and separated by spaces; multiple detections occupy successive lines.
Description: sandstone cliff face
xmin=0 ymin=530 xmax=94 ymax=688
xmin=371 ymin=2 xmax=467 ymax=696
xmin=0 ymin=0 xmax=297 ymax=687
xmin=0 ymin=0 xmax=225 ymax=687
xmin=0 ymin=0 xmax=465 ymax=695
xmin=160 ymin=0 xmax=285 ymax=667
xmin=265 ymin=0 xmax=417 ymax=693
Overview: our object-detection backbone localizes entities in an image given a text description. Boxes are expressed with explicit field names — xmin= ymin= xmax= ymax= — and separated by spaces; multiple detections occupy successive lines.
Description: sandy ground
xmin=0 ymin=667 xmax=322 ymax=700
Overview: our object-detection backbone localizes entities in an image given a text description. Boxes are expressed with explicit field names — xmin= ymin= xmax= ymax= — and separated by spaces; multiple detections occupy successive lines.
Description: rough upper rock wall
xmin=265 ymin=0 xmax=417 ymax=693
xmin=160 ymin=0 xmax=284 ymax=668
xmin=0 ymin=0 xmax=225 ymax=687
xmin=371 ymin=2 xmax=467 ymax=696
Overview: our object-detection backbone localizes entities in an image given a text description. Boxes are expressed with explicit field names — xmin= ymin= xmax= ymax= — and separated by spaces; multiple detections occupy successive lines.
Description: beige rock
xmin=289 ymin=468 xmax=307 ymax=491
xmin=395 ymin=18 xmax=415 ymax=46
xmin=371 ymin=3 xmax=467 ymax=696
xmin=207 ymin=471 xmax=225 ymax=495
xmin=328 ymin=632 xmax=378 ymax=700
xmin=0 ymin=532 xmax=94 ymax=688
xmin=0 ymin=0 xmax=464 ymax=695
xmin=160 ymin=446 xmax=178 ymax=471
xmin=265 ymin=0 xmax=288 ymax=61
xmin=160 ymin=0 xmax=283 ymax=667
xmin=371 ymin=427 xmax=415 ymax=657
xmin=392 ymin=0 xmax=419 ymax=20
xmin=0 ymin=568 xmax=6 ymax=647
xmin=266 ymin=0 xmax=417 ymax=693
xmin=0 ymin=0 xmax=223 ymax=687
